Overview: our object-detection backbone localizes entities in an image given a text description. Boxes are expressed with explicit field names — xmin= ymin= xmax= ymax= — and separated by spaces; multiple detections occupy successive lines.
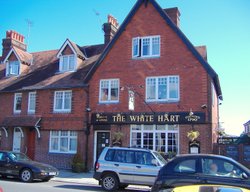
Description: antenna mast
xmin=25 ymin=19 xmax=33 ymax=49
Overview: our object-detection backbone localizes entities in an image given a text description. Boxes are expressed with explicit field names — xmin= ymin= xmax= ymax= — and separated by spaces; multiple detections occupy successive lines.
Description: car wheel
xmin=101 ymin=174 xmax=119 ymax=191
xmin=20 ymin=168 xmax=33 ymax=182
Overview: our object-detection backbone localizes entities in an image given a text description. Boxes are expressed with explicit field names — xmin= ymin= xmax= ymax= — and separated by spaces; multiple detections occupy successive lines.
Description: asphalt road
xmin=0 ymin=177 xmax=151 ymax=192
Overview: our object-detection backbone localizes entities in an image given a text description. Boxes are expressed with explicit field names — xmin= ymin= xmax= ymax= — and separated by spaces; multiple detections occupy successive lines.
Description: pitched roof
xmin=0 ymin=43 xmax=104 ymax=92
xmin=84 ymin=0 xmax=222 ymax=99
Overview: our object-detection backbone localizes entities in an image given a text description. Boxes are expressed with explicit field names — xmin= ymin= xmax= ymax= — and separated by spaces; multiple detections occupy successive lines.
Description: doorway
xmin=13 ymin=127 xmax=22 ymax=152
xmin=95 ymin=131 xmax=110 ymax=162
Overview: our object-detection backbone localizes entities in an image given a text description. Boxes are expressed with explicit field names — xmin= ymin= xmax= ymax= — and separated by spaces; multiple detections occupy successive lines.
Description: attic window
xmin=6 ymin=61 xmax=20 ymax=76
xmin=132 ymin=35 xmax=160 ymax=58
xmin=59 ymin=54 xmax=76 ymax=72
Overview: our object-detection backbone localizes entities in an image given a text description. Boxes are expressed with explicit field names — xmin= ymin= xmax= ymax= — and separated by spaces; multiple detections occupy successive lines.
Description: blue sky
xmin=1 ymin=0 xmax=250 ymax=135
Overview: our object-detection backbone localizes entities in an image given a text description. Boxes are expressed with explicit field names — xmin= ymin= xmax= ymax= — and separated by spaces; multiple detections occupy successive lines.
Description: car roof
xmin=104 ymin=146 xmax=154 ymax=152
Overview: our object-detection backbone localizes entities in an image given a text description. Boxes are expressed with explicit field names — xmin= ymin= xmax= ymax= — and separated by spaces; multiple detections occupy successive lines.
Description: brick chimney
xmin=164 ymin=7 xmax=181 ymax=27
xmin=103 ymin=15 xmax=119 ymax=45
xmin=2 ymin=30 xmax=27 ymax=59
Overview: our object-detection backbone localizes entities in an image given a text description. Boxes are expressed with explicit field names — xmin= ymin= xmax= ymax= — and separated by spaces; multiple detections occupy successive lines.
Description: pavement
xmin=52 ymin=170 xmax=151 ymax=191
xmin=52 ymin=170 xmax=98 ymax=185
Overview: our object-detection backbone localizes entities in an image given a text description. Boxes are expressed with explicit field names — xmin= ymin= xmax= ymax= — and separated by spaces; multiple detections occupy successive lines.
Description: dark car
xmin=151 ymin=154 xmax=250 ymax=191
xmin=0 ymin=151 xmax=59 ymax=182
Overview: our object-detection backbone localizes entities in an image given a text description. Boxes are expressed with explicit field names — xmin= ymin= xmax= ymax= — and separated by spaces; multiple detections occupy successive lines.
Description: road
xmin=0 ymin=177 xmax=151 ymax=192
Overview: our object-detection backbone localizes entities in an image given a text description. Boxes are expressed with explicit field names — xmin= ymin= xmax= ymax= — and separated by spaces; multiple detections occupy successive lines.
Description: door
xmin=13 ymin=128 xmax=22 ymax=152
xmin=27 ymin=131 xmax=36 ymax=160
xmin=96 ymin=132 xmax=110 ymax=160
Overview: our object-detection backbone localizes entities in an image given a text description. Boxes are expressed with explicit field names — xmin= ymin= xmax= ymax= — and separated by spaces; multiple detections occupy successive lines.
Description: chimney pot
xmin=103 ymin=14 xmax=119 ymax=45
xmin=164 ymin=7 xmax=181 ymax=27
xmin=2 ymin=30 xmax=27 ymax=59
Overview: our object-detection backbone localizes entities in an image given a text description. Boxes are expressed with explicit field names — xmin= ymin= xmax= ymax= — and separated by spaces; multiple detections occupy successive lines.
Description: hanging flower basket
xmin=187 ymin=130 xmax=200 ymax=141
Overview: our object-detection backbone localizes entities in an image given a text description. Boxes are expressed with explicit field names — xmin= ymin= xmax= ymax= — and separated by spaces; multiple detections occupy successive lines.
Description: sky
xmin=0 ymin=0 xmax=250 ymax=136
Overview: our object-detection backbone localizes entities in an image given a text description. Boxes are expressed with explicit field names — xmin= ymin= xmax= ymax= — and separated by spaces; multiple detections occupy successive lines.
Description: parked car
xmin=156 ymin=184 xmax=250 ymax=192
xmin=151 ymin=154 xmax=250 ymax=191
xmin=0 ymin=151 xmax=59 ymax=182
xmin=93 ymin=147 xmax=167 ymax=191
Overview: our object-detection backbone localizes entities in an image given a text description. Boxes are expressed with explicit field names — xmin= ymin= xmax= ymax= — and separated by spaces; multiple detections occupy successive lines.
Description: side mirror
xmin=151 ymin=159 xmax=158 ymax=166
xmin=241 ymin=173 xmax=248 ymax=179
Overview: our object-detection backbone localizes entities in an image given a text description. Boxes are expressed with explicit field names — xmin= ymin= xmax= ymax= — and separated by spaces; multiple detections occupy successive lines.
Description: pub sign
xmin=91 ymin=112 xmax=205 ymax=125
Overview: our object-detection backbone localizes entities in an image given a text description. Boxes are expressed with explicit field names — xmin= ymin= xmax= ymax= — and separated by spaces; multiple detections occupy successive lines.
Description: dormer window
xmin=59 ymin=54 xmax=76 ymax=72
xmin=6 ymin=60 xmax=20 ymax=76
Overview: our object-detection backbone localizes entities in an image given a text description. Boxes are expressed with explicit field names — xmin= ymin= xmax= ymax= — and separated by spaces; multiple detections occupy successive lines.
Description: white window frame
xmin=59 ymin=54 xmax=76 ymax=72
xmin=13 ymin=93 xmax=22 ymax=114
xmin=53 ymin=90 xmax=72 ymax=113
xmin=132 ymin=35 xmax=160 ymax=58
xmin=99 ymin=79 xmax=119 ymax=103
xmin=146 ymin=75 xmax=180 ymax=102
xmin=28 ymin=92 xmax=36 ymax=114
xmin=130 ymin=124 xmax=179 ymax=154
xmin=6 ymin=60 xmax=20 ymax=76
xmin=49 ymin=130 xmax=77 ymax=154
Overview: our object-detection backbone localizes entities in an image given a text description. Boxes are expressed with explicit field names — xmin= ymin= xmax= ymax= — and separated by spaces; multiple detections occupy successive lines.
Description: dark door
xmin=96 ymin=132 xmax=110 ymax=160
xmin=27 ymin=131 xmax=35 ymax=160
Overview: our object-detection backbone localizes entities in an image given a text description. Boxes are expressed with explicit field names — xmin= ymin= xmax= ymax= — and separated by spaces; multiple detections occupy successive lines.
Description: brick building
xmin=0 ymin=30 xmax=104 ymax=169
xmin=0 ymin=0 xmax=222 ymax=170
xmin=86 ymin=0 xmax=222 ymax=166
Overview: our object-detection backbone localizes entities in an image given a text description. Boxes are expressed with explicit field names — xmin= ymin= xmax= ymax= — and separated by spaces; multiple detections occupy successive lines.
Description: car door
xmin=133 ymin=151 xmax=161 ymax=186
xmin=112 ymin=150 xmax=135 ymax=184
xmin=200 ymin=157 xmax=250 ymax=188
xmin=0 ymin=152 xmax=18 ymax=176
xmin=169 ymin=157 xmax=201 ymax=187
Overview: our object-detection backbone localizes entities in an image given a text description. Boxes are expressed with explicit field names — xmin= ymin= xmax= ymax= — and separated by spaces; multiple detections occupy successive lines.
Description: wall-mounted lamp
xmin=86 ymin=107 xmax=91 ymax=112
xmin=201 ymin=104 xmax=207 ymax=109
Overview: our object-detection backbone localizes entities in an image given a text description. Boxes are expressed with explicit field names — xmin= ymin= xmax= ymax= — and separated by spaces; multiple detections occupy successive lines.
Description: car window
xmin=202 ymin=158 xmax=244 ymax=178
xmin=105 ymin=149 xmax=115 ymax=161
xmin=135 ymin=151 xmax=155 ymax=165
xmin=199 ymin=186 xmax=243 ymax=192
xmin=0 ymin=152 xmax=6 ymax=161
xmin=174 ymin=159 xmax=196 ymax=173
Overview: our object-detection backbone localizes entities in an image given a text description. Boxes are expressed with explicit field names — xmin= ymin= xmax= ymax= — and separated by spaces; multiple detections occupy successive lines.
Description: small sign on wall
xmin=189 ymin=140 xmax=200 ymax=154
xmin=128 ymin=90 xmax=135 ymax=111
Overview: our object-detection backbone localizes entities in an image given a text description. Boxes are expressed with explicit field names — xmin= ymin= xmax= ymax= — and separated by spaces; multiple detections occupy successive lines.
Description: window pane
xmin=62 ymin=56 xmax=68 ymax=71
xmin=64 ymin=92 xmax=72 ymax=110
xmin=69 ymin=138 xmax=77 ymax=151
xmin=28 ymin=92 xmax=36 ymax=112
xmin=169 ymin=76 xmax=179 ymax=99
xmin=55 ymin=92 xmax=63 ymax=109
xmin=168 ymin=133 xmax=178 ymax=153
xmin=15 ymin=93 xmax=22 ymax=111
xmin=51 ymin=131 xmax=59 ymax=136
xmin=142 ymin=38 xmax=150 ymax=56
xmin=147 ymin=78 xmax=156 ymax=100
xmin=68 ymin=55 xmax=75 ymax=70
xmin=152 ymin=36 xmax=160 ymax=55
xmin=155 ymin=133 xmax=165 ymax=152
xmin=158 ymin=77 xmax=167 ymax=99
xmin=132 ymin=38 xmax=139 ymax=57
xmin=51 ymin=138 xmax=59 ymax=151
xmin=143 ymin=132 xmax=153 ymax=150
xmin=60 ymin=138 xmax=68 ymax=152
xmin=9 ymin=61 xmax=19 ymax=75
xmin=131 ymin=132 xmax=141 ymax=147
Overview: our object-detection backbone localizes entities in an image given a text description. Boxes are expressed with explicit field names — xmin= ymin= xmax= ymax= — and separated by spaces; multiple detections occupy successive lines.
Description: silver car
xmin=93 ymin=147 xmax=167 ymax=191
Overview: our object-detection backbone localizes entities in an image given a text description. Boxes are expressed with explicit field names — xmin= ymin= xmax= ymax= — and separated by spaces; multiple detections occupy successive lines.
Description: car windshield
xmin=9 ymin=152 xmax=31 ymax=161
xmin=153 ymin=151 xmax=167 ymax=164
